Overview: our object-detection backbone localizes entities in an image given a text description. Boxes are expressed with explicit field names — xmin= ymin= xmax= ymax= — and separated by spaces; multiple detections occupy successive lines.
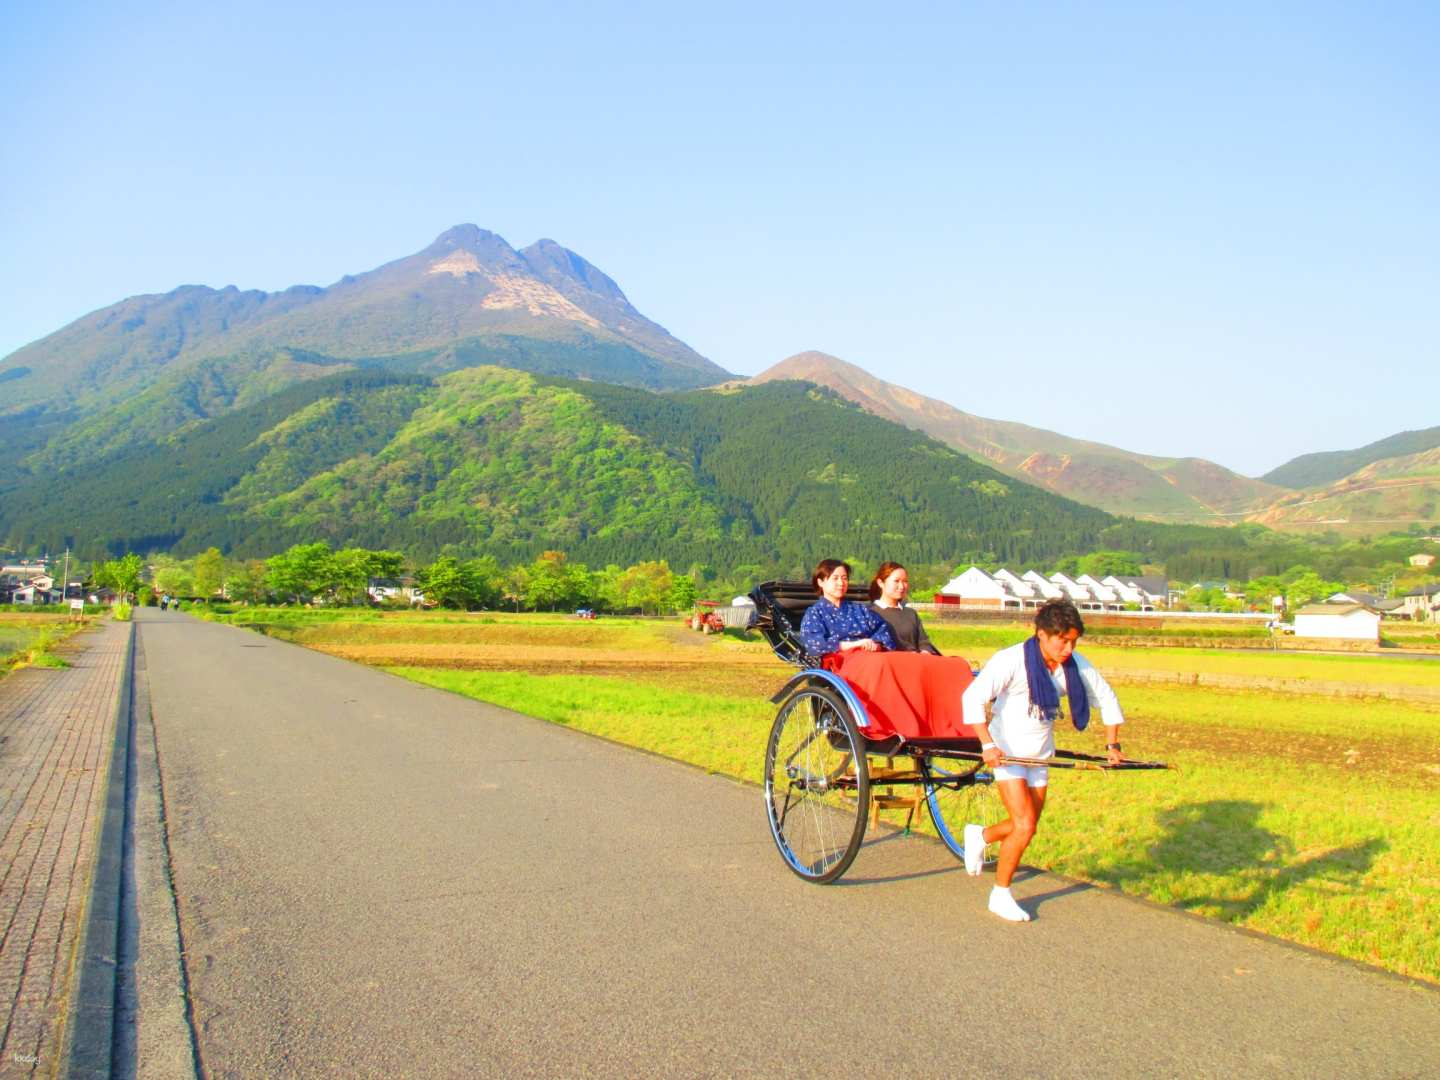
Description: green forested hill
xmin=0 ymin=368 xmax=1122 ymax=572
xmin=1262 ymin=425 xmax=1440 ymax=489
xmin=2 ymin=366 xmax=1417 ymax=583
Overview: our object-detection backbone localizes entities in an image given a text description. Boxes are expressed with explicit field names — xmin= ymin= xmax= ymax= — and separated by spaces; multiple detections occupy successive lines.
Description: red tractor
xmin=688 ymin=600 xmax=726 ymax=634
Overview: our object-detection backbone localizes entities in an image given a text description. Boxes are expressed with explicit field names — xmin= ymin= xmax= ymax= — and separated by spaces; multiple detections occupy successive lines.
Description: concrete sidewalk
xmin=0 ymin=620 xmax=131 ymax=1079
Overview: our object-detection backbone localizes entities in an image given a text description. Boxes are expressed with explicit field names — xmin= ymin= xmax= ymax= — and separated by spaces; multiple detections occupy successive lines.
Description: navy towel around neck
xmin=1022 ymin=634 xmax=1090 ymax=731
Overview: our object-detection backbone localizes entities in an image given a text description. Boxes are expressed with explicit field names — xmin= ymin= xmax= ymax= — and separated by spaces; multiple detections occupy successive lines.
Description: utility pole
xmin=61 ymin=548 xmax=70 ymax=603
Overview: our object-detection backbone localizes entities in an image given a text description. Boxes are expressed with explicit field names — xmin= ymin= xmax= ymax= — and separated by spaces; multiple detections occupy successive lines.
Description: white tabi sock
xmin=963 ymin=824 xmax=986 ymax=876
xmin=988 ymin=886 xmax=1031 ymax=922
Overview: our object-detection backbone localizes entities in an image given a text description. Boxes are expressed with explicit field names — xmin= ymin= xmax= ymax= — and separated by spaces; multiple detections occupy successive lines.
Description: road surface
xmin=130 ymin=609 xmax=1440 ymax=1078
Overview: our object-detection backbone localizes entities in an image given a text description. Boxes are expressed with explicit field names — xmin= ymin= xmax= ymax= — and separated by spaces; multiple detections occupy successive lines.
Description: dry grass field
xmin=211 ymin=607 xmax=1440 ymax=983
xmin=0 ymin=611 xmax=91 ymax=673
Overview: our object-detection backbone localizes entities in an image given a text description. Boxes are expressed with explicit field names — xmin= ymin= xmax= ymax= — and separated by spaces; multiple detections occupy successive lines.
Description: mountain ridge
xmin=1262 ymin=425 xmax=1440 ymax=489
xmin=0 ymin=225 xmax=732 ymax=421
xmin=745 ymin=351 xmax=1284 ymax=522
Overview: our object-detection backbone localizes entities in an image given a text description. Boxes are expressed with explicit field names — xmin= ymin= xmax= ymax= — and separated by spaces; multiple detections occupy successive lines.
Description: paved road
xmin=134 ymin=609 xmax=1440 ymax=1078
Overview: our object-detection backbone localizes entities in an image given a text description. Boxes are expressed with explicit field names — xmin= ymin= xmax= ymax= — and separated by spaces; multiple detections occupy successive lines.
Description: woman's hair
xmin=1035 ymin=597 xmax=1085 ymax=636
xmin=811 ymin=558 xmax=853 ymax=594
xmin=868 ymin=561 xmax=907 ymax=602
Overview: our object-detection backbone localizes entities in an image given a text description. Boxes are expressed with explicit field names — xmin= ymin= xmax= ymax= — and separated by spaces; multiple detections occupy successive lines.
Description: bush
xmin=112 ymin=601 xmax=133 ymax=622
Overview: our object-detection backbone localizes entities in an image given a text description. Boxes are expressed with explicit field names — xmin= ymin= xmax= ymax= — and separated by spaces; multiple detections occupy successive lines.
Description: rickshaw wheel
xmin=764 ymin=685 xmax=870 ymax=884
xmin=920 ymin=759 xmax=1003 ymax=864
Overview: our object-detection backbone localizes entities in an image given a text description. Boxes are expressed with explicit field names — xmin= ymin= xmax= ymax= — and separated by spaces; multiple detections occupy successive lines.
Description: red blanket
xmin=823 ymin=650 xmax=975 ymax=740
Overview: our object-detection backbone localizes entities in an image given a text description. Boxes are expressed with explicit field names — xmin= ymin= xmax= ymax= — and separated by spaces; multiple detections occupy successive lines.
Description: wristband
xmin=1106 ymin=742 xmax=1122 ymax=751
xmin=981 ymin=741 xmax=997 ymax=751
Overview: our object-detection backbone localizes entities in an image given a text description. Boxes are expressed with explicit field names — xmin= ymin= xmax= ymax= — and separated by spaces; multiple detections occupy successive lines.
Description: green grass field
xmin=210 ymin=606 xmax=1440 ymax=982
xmin=0 ymin=612 xmax=89 ymax=674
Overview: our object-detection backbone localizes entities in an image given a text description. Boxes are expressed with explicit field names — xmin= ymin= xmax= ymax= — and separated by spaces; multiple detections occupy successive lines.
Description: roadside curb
xmin=61 ymin=620 xmax=136 ymax=1079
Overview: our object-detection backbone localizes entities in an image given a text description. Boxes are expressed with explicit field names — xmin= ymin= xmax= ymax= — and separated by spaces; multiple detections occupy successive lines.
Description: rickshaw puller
xmin=960 ymin=598 xmax=1125 ymax=922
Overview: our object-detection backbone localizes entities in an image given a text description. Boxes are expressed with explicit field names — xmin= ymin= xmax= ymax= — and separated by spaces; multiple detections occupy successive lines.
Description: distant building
xmin=1021 ymin=570 xmax=1064 ymax=601
xmin=1100 ymin=575 xmax=1166 ymax=610
xmin=1 ymin=559 xmax=49 ymax=578
xmin=12 ymin=585 xmax=58 ymax=606
xmin=936 ymin=567 xmax=1020 ymax=609
xmin=1293 ymin=603 xmax=1381 ymax=641
xmin=367 ymin=577 xmax=424 ymax=606
xmin=1410 ymin=553 xmax=1436 ymax=568
xmin=1329 ymin=590 xmax=1405 ymax=616
xmin=1398 ymin=584 xmax=1440 ymax=622
xmin=936 ymin=566 xmax=1165 ymax=611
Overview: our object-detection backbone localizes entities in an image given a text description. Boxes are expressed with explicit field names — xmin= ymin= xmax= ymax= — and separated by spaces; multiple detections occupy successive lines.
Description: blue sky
xmin=3 ymin=1 xmax=1436 ymax=476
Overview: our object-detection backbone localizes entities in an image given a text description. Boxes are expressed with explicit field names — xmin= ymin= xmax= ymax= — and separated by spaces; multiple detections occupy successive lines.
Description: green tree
xmin=192 ymin=547 xmax=226 ymax=601
xmin=1076 ymin=550 xmax=1143 ymax=579
xmin=151 ymin=554 xmax=193 ymax=598
xmin=616 ymin=560 xmax=675 ymax=614
xmin=266 ymin=543 xmax=335 ymax=603
xmin=467 ymin=556 xmax=505 ymax=609
xmin=669 ymin=575 xmax=698 ymax=612
xmin=524 ymin=551 xmax=573 ymax=611
xmin=332 ymin=548 xmax=406 ymax=605
xmin=417 ymin=556 xmax=478 ymax=609
xmin=503 ymin=566 xmax=528 ymax=612
xmin=1286 ymin=572 xmax=1344 ymax=611
xmin=1243 ymin=575 xmax=1285 ymax=612
xmin=225 ymin=560 xmax=271 ymax=605
xmin=590 ymin=565 xmax=624 ymax=612
xmin=95 ymin=553 xmax=145 ymax=601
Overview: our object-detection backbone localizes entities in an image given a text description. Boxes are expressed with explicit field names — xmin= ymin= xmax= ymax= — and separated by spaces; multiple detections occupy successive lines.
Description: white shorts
xmin=992 ymin=763 xmax=1049 ymax=788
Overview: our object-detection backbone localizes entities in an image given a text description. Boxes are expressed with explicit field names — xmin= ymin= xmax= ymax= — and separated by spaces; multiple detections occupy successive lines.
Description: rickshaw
xmin=749 ymin=580 xmax=1167 ymax=884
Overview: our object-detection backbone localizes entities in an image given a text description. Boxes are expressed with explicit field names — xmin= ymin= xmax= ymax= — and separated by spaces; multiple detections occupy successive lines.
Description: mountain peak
xmin=757 ymin=351 xmax=872 ymax=382
xmin=520 ymin=239 xmax=627 ymax=304
xmin=431 ymin=224 xmax=509 ymax=250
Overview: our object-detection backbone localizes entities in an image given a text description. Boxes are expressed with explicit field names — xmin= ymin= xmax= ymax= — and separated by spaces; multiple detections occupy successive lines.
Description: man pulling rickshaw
xmin=755 ymin=561 xmax=1159 ymax=914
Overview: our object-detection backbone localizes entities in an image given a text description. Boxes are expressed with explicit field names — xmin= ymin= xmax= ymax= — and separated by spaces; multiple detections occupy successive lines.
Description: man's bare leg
xmin=987 ymin=781 xmax=1047 ymax=922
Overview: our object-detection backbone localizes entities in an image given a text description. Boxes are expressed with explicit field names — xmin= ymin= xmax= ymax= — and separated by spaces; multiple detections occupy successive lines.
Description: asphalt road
xmin=135 ymin=609 xmax=1440 ymax=1078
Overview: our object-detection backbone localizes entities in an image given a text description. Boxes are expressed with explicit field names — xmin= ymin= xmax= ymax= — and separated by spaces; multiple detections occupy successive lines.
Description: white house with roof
xmin=992 ymin=569 xmax=1039 ymax=605
xmin=1 ymin=559 xmax=49 ymax=579
xmin=367 ymin=576 xmax=425 ymax=606
xmin=1075 ymin=574 xmax=1121 ymax=609
xmin=1398 ymin=584 xmax=1440 ymax=621
xmin=1101 ymin=576 xmax=1146 ymax=606
xmin=937 ymin=566 xmax=1171 ymax=612
xmin=1021 ymin=571 xmax=1065 ymax=600
xmin=1048 ymin=573 xmax=1098 ymax=607
xmin=1330 ymin=590 xmax=1405 ymax=616
xmin=1293 ymin=603 xmax=1381 ymax=641
xmin=937 ymin=567 xmax=1023 ymax=608
xmin=1111 ymin=575 xmax=1168 ymax=608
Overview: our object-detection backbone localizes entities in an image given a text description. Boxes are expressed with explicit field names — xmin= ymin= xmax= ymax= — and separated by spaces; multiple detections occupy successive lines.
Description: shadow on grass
xmin=1099 ymin=799 xmax=1388 ymax=920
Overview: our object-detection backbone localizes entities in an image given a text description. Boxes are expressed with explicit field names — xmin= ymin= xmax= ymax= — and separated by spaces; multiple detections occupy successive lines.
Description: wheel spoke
xmin=922 ymin=760 xmax=1003 ymax=862
xmin=764 ymin=687 xmax=869 ymax=883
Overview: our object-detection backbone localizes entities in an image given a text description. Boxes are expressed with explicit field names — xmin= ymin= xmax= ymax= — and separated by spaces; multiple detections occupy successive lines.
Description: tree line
xmin=91 ymin=544 xmax=711 ymax=615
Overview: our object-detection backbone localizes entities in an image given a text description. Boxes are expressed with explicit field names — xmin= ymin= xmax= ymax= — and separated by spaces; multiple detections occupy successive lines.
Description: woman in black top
xmin=867 ymin=561 xmax=940 ymax=654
